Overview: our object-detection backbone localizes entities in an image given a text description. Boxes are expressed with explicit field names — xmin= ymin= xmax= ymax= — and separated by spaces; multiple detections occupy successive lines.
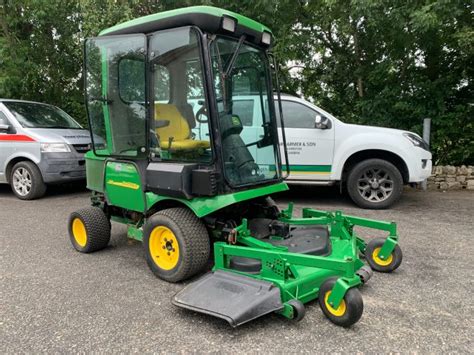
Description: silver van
xmin=0 ymin=99 xmax=92 ymax=200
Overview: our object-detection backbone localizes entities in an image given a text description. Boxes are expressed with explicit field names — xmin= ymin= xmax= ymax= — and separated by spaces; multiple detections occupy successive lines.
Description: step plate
xmin=173 ymin=270 xmax=283 ymax=327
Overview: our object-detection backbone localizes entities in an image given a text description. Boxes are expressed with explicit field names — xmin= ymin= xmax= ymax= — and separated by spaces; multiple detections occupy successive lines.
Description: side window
xmin=154 ymin=65 xmax=170 ymax=102
xmin=119 ymin=58 xmax=145 ymax=103
xmin=280 ymin=101 xmax=317 ymax=129
xmin=233 ymin=100 xmax=254 ymax=126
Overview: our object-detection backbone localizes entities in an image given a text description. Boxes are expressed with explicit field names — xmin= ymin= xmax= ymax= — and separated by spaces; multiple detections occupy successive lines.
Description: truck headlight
xmin=403 ymin=133 xmax=430 ymax=151
xmin=40 ymin=143 xmax=71 ymax=153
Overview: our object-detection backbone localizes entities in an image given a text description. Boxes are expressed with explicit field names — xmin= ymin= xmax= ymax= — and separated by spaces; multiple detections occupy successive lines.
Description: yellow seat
xmin=155 ymin=104 xmax=210 ymax=150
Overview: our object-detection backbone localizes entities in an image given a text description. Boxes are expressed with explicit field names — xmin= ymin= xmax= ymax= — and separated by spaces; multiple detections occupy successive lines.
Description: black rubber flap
xmin=173 ymin=270 xmax=283 ymax=327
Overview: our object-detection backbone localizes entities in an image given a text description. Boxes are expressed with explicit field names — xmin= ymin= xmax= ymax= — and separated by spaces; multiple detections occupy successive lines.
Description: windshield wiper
xmin=224 ymin=35 xmax=246 ymax=78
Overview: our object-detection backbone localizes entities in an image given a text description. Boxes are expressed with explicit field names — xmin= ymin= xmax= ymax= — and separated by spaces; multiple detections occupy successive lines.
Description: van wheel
xmin=10 ymin=161 xmax=46 ymax=200
xmin=347 ymin=159 xmax=403 ymax=209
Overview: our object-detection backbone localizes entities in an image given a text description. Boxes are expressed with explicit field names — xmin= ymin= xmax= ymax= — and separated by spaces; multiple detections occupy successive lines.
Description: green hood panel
xmin=146 ymin=182 xmax=288 ymax=218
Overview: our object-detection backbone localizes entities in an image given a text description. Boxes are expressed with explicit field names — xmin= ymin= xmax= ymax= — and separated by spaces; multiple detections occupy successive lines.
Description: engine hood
xmin=343 ymin=123 xmax=416 ymax=137
xmin=27 ymin=128 xmax=92 ymax=144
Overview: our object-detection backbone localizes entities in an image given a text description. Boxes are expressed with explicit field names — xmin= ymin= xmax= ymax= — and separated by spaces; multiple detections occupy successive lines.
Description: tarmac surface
xmin=1 ymin=183 xmax=473 ymax=353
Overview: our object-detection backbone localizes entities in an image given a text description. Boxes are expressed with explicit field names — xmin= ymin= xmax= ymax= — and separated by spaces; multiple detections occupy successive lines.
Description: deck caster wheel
xmin=319 ymin=278 xmax=363 ymax=327
xmin=356 ymin=265 xmax=373 ymax=284
xmin=143 ymin=208 xmax=210 ymax=283
xmin=68 ymin=207 xmax=111 ymax=253
xmin=288 ymin=299 xmax=305 ymax=322
xmin=366 ymin=237 xmax=402 ymax=273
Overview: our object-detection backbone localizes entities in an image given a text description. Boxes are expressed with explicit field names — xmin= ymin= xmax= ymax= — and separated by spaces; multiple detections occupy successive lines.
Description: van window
xmin=278 ymin=101 xmax=317 ymax=129
xmin=233 ymin=100 xmax=254 ymax=126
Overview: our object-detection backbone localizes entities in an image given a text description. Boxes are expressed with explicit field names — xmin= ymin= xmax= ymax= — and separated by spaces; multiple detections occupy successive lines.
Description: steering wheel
xmin=196 ymin=105 xmax=208 ymax=123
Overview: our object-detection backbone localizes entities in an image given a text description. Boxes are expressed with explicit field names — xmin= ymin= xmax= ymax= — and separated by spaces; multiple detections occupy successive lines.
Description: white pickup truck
xmin=192 ymin=93 xmax=432 ymax=209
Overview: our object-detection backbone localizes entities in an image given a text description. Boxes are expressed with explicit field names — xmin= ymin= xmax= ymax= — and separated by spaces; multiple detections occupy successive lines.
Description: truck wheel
xmin=347 ymin=159 xmax=403 ymax=209
xmin=143 ymin=208 xmax=210 ymax=283
xmin=10 ymin=161 xmax=46 ymax=200
xmin=68 ymin=207 xmax=111 ymax=253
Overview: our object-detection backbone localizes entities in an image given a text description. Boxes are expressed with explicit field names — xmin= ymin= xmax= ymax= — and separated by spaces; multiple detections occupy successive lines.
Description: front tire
xmin=10 ymin=161 xmax=46 ymax=200
xmin=143 ymin=208 xmax=210 ymax=283
xmin=319 ymin=277 xmax=363 ymax=327
xmin=365 ymin=238 xmax=403 ymax=273
xmin=347 ymin=158 xmax=403 ymax=209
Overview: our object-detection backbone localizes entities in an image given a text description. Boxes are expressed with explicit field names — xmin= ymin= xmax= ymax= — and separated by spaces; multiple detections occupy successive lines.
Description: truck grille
xmin=73 ymin=144 xmax=91 ymax=153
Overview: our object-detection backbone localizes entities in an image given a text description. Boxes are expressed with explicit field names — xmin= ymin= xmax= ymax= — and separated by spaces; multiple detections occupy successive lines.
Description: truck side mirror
xmin=314 ymin=114 xmax=329 ymax=129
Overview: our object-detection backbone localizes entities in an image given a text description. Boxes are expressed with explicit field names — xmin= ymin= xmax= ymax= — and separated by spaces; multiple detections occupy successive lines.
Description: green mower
xmin=69 ymin=6 xmax=402 ymax=327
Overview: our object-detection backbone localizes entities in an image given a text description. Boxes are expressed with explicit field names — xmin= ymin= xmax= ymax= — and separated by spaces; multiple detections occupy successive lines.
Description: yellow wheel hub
xmin=372 ymin=247 xmax=393 ymax=266
xmin=324 ymin=291 xmax=347 ymax=317
xmin=72 ymin=218 xmax=87 ymax=247
xmin=149 ymin=226 xmax=180 ymax=270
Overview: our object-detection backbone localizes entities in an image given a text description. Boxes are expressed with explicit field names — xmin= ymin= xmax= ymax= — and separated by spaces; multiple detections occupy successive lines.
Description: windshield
xmin=4 ymin=102 xmax=82 ymax=129
xmin=210 ymin=36 xmax=281 ymax=186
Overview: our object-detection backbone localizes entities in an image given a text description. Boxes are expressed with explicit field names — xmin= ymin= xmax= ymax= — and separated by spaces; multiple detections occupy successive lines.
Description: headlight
xmin=221 ymin=16 xmax=236 ymax=33
xmin=262 ymin=31 xmax=272 ymax=46
xmin=40 ymin=143 xmax=71 ymax=153
xmin=403 ymin=133 xmax=430 ymax=151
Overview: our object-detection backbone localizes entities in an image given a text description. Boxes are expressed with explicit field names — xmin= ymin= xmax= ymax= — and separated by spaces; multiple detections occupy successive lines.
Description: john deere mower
xmin=69 ymin=6 xmax=402 ymax=327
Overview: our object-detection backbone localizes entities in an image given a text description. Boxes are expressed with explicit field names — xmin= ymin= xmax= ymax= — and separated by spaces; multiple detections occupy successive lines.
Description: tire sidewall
xmin=366 ymin=238 xmax=403 ymax=273
xmin=319 ymin=277 xmax=363 ymax=327
xmin=10 ymin=161 xmax=45 ymax=200
xmin=143 ymin=213 xmax=188 ymax=281
xmin=347 ymin=159 xmax=403 ymax=209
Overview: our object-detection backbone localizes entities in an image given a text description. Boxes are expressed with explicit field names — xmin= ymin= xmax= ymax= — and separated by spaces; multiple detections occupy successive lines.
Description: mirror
xmin=0 ymin=123 xmax=10 ymax=132
xmin=315 ymin=114 xmax=329 ymax=129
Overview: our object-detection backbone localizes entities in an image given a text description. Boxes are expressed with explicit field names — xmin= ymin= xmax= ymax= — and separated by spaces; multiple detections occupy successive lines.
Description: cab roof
xmin=99 ymin=6 xmax=272 ymax=46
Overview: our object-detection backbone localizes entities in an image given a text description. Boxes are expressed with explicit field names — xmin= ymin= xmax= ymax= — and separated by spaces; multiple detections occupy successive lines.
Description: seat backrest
xmin=155 ymin=104 xmax=190 ymax=142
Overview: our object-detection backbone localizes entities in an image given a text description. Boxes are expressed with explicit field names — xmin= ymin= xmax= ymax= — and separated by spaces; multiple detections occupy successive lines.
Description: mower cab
xmin=69 ymin=6 xmax=403 ymax=328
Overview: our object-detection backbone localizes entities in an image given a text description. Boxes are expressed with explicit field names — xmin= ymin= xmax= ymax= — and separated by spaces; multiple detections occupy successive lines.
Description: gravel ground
xmin=1 ymin=183 xmax=473 ymax=353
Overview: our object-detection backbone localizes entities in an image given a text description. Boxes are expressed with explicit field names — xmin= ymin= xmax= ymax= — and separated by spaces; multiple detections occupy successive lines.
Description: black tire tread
xmin=144 ymin=207 xmax=210 ymax=282
xmin=365 ymin=237 xmax=403 ymax=273
xmin=319 ymin=277 xmax=364 ymax=327
xmin=68 ymin=206 xmax=111 ymax=253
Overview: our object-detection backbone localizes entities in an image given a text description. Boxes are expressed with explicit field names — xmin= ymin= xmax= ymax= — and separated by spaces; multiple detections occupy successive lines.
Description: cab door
xmin=278 ymin=99 xmax=335 ymax=180
xmin=84 ymin=34 xmax=147 ymax=211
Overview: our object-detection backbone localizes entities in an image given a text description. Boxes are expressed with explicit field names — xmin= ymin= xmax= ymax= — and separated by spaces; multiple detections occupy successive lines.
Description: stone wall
xmin=427 ymin=165 xmax=474 ymax=190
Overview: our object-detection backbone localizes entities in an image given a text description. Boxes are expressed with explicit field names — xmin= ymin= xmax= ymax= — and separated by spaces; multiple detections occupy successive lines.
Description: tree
xmin=0 ymin=0 xmax=472 ymax=164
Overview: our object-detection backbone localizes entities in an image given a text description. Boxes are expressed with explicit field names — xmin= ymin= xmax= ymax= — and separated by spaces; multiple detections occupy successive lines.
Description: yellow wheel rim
xmin=72 ymin=218 xmax=87 ymax=247
xmin=372 ymin=247 xmax=393 ymax=266
xmin=324 ymin=291 xmax=347 ymax=317
xmin=149 ymin=226 xmax=180 ymax=270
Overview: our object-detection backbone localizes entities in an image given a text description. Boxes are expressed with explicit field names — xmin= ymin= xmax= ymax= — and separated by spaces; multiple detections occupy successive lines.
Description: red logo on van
xmin=0 ymin=134 xmax=36 ymax=142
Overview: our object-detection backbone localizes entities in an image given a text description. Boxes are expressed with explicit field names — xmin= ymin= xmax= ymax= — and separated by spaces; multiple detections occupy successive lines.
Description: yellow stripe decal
xmin=107 ymin=180 xmax=140 ymax=190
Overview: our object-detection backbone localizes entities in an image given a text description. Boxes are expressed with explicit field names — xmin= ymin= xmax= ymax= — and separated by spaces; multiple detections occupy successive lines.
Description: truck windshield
xmin=210 ymin=36 xmax=281 ymax=186
xmin=4 ymin=102 xmax=82 ymax=129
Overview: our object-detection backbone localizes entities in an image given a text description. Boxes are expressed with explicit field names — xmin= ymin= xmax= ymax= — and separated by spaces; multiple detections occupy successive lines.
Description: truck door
xmin=278 ymin=99 xmax=335 ymax=180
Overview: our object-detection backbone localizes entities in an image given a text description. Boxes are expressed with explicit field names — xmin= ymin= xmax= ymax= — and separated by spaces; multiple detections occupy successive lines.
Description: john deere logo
xmin=232 ymin=116 xmax=240 ymax=126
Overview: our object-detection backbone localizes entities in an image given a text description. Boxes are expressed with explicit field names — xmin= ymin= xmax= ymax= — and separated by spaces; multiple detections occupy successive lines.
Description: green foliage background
xmin=1 ymin=0 xmax=472 ymax=164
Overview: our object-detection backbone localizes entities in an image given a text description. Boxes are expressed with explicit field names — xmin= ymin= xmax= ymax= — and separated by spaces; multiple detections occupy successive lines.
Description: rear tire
xmin=365 ymin=237 xmax=403 ymax=273
xmin=143 ymin=208 xmax=210 ymax=283
xmin=10 ymin=161 xmax=46 ymax=200
xmin=68 ymin=207 xmax=111 ymax=253
xmin=347 ymin=159 xmax=403 ymax=209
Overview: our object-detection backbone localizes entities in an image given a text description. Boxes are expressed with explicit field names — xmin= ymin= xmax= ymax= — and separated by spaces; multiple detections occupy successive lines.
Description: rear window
xmin=3 ymin=102 xmax=82 ymax=129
